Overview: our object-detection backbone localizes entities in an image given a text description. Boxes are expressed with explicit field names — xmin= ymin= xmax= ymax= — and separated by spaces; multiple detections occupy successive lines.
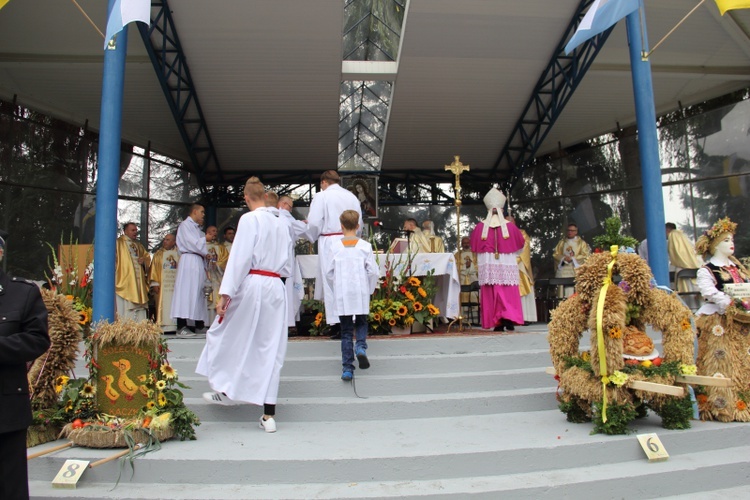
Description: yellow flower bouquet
xmin=369 ymin=253 xmax=440 ymax=334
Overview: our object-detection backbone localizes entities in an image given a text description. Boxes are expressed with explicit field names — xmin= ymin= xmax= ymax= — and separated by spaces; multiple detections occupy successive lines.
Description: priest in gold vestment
xmin=149 ymin=234 xmax=180 ymax=333
xmin=552 ymin=223 xmax=590 ymax=298
xmin=421 ymin=220 xmax=446 ymax=253
xmin=115 ymin=223 xmax=151 ymax=320
xmin=666 ymin=222 xmax=703 ymax=293
xmin=509 ymin=217 xmax=536 ymax=323
xmin=205 ymin=225 xmax=229 ymax=324
xmin=454 ymin=236 xmax=479 ymax=322
xmin=390 ymin=218 xmax=433 ymax=254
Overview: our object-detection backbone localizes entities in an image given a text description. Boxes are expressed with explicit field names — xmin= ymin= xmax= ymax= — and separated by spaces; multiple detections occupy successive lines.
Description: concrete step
xmin=176 ymin=368 xmax=555 ymax=398
xmin=28 ymin=445 xmax=750 ymax=499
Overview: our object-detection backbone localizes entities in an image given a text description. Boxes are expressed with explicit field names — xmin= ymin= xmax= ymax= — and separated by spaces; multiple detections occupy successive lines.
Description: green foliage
xmin=620 ymin=360 xmax=682 ymax=379
xmin=592 ymin=402 xmax=637 ymax=435
xmin=562 ymin=355 xmax=592 ymax=373
xmin=592 ymin=217 xmax=639 ymax=251
xmin=559 ymin=398 xmax=591 ymax=423
xmin=169 ymin=405 xmax=201 ymax=441
xmin=301 ymin=299 xmax=329 ymax=336
xmin=634 ymin=402 xmax=649 ymax=419
xmin=650 ymin=395 xmax=693 ymax=430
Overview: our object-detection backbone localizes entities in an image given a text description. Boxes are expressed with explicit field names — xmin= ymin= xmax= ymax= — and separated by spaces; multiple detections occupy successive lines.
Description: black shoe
xmin=493 ymin=325 xmax=505 ymax=332
xmin=503 ymin=319 xmax=515 ymax=331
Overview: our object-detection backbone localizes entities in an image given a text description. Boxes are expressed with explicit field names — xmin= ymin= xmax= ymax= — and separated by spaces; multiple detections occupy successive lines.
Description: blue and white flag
xmin=564 ymin=0 xmax=640 ymax=54
xmin=104 ymin=0 xmax=151 ymax=49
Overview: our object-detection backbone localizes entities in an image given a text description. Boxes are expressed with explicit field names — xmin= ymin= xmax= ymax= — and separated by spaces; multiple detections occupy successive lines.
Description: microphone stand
xmin=445 ymin=156 xmax=470 ymax=333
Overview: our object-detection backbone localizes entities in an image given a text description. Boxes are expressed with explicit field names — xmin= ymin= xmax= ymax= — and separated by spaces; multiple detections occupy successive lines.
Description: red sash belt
xmin=321 ymin=232 xmax=343 ymax=237
xmin=248 ymin=269 xmax=281 ymax=278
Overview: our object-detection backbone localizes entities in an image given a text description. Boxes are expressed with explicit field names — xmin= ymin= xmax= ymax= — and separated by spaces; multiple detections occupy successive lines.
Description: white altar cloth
xmin=296 ymin=253 xmax=461 ymax=318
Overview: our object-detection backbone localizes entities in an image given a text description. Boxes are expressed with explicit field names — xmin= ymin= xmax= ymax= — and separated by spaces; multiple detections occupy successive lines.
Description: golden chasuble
xmin=206 ymin=241 xmax=229 ymax=271
xmin=427 ymin=235 xmax=446 ymax=253
xmin=409 ymin=228 xmax=433 ymax=254
xmin=206 ymin=241 xmax=229 ymax=308
xmin=115 ymin=235 xmax=151 ymax=305
xmin=553 ymin=236 xmax=591 ymax=269
xmin=667 ymin=230 xmax=702 ymax=269
xmin=149 ymin=247 xmax=180 ymax=326
xmin=517 ymin=230 xmax=534 ymax=296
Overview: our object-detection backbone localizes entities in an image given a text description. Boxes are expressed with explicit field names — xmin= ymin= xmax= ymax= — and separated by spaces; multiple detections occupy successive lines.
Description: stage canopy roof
xmin=1 ymin=0 xmax=749 ymax=187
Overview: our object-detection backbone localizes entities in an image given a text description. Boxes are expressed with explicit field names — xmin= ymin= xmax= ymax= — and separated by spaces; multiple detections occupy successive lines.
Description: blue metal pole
xmin=625 ymin=3 xmax=669 ymax=286
xmin=92 ymin=0 xmax=128 ymax=323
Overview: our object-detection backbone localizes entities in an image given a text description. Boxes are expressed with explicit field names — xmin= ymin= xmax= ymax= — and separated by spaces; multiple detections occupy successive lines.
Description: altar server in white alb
xmin=171 ymin=204 xmax=208 ymax=335
xmin=305 ymin=170 xmax=363 ymax=326
xmin=326 ymin=210 xmax=380 ymax=381
xmin=198 ymin=177 xmax=292 ymax=434
xmin=278 ymin=195 xmax=307 ymax=326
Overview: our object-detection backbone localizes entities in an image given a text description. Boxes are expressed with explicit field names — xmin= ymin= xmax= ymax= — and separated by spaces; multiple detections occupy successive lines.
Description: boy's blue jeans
xmin=339 ymin=314 xmax=368 ymax=372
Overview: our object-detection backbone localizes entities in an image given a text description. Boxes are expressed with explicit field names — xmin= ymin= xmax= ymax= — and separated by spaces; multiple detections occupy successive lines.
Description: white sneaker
xmin=176 ymin=327 xmax=200 ymax=338
xmin=259 ymin=416 xmax=277 ymax=433
xmin=202 ymin=392 xmax=242 ymax=406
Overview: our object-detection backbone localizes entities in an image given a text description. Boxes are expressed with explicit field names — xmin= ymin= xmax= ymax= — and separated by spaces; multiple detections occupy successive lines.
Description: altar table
xmin=296 ymin=253 xmax=461 ymax=318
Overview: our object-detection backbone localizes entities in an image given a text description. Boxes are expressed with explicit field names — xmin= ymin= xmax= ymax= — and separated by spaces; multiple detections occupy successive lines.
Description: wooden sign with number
xmin=636 ymin=433 xmax=669 ymax=462
xmin=52 ymin=459 xmax=89 ymax=488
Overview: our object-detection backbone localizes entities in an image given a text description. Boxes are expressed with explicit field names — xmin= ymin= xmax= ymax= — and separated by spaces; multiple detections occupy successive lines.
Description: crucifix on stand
xmin=445 ymin=155 xmax=469 ymax=333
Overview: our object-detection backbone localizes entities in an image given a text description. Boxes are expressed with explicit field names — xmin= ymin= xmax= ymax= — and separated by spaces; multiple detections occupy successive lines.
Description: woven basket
xmin=60 ymin=423 xmax=174 ymax=448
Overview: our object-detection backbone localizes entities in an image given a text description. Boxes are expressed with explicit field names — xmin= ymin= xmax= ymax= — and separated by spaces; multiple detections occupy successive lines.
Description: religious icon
xmin=342 ymin=175 xmax=378 ymax=219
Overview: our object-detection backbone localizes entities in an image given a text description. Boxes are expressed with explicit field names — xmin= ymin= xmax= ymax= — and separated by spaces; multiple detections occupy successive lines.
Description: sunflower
xmin=315 ymin=312 xmax=323 ymax=321
xmin=55 ymin=384 xmax=63 ymax=394
xmin=404 ymin=291 xmax=416 ymax=301
xmin=158 ymin=393 xmax=167 ymax=407
xmin=65 ymin=295 xmax=74 ymax=301
xmin=608 ymin=327 xmax=623 ymax=339
xmin=397 ymin=305 xmax=408 ymax=316
xmin=79 ymin=384 xmax=96 ymax=398
xmin=427 ymin=304 xmax=440 ymax=316
xmin=78 ymin=309 xmax=90 ymax=325
xmin=160 ymin=363 xmax=177 ymax=379
xmin=146 ymin=401 xmax=156 ymax=410
xmin=388 ymin=318 xmax=397 ymax=327
xmin=154 ymin=380 xmax=167 ymax=391
xmin=64 ymin=401 xmax=74 ymax=412
xmin=680 ymin=318 xmax=691 ymax=331
xmin=409 ymin=277 xmax=421 ymax=287
xmin=372 ymin=312 xmax=382 ymax=322
xmin=413 ymin=302 xmax=424 ymax=311
xmin=417 ymin=287 xmax=427 ymax=298
xmin=737 ymin=400 xmax=748 ymax=411
xmin=56 ymin=375 xmax=70 ymax=387
xmin=404 ymin=316 xmax=415 ymax=326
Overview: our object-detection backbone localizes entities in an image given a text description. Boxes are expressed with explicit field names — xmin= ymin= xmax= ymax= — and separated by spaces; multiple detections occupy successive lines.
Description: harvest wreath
xmin=548 ymin=248 xmax=697 ymax=434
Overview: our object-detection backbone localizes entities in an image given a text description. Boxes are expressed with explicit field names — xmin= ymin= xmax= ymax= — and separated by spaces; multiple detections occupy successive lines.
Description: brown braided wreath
xmin=548 ymin=252 xmax=696 ymax=434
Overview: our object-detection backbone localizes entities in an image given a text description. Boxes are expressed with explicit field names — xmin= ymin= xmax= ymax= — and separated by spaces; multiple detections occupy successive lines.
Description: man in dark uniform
xmin=0 ymin=233 xmax=50 ymax=500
